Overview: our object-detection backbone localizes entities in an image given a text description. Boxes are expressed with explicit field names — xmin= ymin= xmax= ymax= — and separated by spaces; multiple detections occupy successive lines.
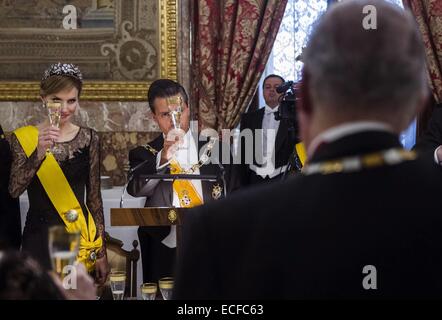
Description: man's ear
xmin=151 ymin=108 xmax=159 ymax=122
xmin=298 ymin=69 xmax=313 ymax=117
xmin=298 ymin=69 xmax=313 ymax=144
xmin=415 ymin=89 xmax=430 ymax=116
xmin=398 ymin=89 xmax=430 ymax=132
xmin=182 ymin=102 xmax=190 ymax=117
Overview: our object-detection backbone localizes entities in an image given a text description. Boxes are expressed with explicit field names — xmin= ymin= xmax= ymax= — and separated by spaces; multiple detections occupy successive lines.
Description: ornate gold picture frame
xmin=0 ymin=0 xmax=178 ymax=101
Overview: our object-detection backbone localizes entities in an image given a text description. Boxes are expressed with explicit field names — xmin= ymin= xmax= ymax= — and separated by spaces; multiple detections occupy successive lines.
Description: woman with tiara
xmin=9 ymin=63 xmax=109 ymax=285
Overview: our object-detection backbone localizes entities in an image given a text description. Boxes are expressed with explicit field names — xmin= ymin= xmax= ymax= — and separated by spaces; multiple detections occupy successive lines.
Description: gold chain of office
xmin=176 ymin=138 xmax=217 ymax=174
xmin=302 ymin=148 xmax=417 ymax=176
xmin=144 ymin=137 xmax=217 ymax=174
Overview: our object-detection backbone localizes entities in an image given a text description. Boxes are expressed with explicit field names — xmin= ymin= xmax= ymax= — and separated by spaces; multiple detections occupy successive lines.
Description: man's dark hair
xmin=147 ymin=79 xmax=189 ymax=113
xmin=262 ymin=74 xmax=285 ymax=89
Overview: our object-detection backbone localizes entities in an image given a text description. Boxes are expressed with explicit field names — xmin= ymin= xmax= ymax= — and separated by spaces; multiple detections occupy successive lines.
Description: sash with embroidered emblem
xmin=169 ymin=159 xmax=203 ymax=208
xmin=14 ymin=126 xmax=102 ymax=272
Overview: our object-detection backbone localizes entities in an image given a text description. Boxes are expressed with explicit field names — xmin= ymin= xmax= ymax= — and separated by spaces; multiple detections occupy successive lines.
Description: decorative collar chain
xmin=180 ymin=137 xmax=217 ymax=174
xmin=302 ymin=148 xmax=417 ymax=176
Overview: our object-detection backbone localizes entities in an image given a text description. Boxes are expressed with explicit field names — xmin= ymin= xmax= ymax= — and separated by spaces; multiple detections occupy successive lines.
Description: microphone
xmin=276 ymin=81 xmax=294 ymax=94
xmin=121 ymin=159 xmax=152 ymax=208
xmin=128 ymin=159 xmax=151 ymax=179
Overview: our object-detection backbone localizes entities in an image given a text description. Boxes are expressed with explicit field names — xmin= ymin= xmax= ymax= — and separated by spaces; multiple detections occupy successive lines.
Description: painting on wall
xmin=0 ymin=0 xmax=178 ymax=100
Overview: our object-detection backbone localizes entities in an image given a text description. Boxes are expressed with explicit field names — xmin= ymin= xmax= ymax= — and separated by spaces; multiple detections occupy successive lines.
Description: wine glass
xmin=140 ymin=283 xmax=157 ymax=300
xmin=48 ymin=225 xmax=80 ymax=280
xmin=46 ymin=101 xmax=62 ymax=154
xmin=166 ymin=95 xmax=183 ymax=130
xmin=166 ymin=95 xmax=185 ymax=153
xmin=109 ymin=271 xmax=126 ymax=300
xmin=158 ymin=277 xmax=174 ymax=300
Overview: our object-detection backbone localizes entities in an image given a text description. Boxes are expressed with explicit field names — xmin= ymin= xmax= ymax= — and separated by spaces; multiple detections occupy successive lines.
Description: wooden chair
xmin=99 ymin=232 xmax=140 ymax=299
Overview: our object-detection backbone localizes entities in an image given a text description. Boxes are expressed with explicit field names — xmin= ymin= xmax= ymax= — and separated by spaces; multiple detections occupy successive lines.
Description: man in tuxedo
xmin=0 ymin=124 xmax=21 ymax=249
xmin=174 ymin=0 xmax=442 ymax=299
xmin=414 ymin=103 xmax=442 ymax=164
xmin=236 ymin=74 xmax=299 ymax=187
xmin=127 ymin=79 xmax=229 ymax=283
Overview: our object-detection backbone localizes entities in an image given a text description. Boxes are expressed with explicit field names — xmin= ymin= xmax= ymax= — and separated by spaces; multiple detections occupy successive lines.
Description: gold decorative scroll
xmin=0 ymin=0 xmax=178 ymax=101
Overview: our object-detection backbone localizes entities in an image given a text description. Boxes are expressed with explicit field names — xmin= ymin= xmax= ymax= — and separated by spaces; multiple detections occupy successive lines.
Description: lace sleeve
xmin=85 ymin=129 xmax=106 ymax=257
xmin=8 ymin=133 xmax=44 ymax=198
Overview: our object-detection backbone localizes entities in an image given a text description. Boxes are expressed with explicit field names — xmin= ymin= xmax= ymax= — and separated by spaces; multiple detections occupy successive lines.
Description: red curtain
xmin=193 ymin=0 xmax=288 ymax=131
xmin=404 ymin=0 xmax=442 ymax=103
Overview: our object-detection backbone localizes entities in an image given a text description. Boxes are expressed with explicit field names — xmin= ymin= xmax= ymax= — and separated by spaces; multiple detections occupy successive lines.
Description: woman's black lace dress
xmin=9 ymin=127 xmax=105 ymax=270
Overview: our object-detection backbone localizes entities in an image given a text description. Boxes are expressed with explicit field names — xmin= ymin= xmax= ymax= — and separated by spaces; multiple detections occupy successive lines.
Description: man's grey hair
xmin=303 ymin=0 xmax=427 ymax=124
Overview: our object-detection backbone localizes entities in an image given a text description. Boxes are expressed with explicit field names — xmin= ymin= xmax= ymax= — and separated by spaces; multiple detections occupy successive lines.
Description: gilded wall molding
xmin=0 ymin=0 xmax=178 ymax=101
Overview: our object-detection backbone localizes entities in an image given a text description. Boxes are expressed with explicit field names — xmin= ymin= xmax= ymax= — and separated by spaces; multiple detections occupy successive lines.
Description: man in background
xmin=414 ymin=102 xmax=442 ymax=164
xmin=174 ymin=0 xmax=442 ymax=299
xmin=236 ymin=74 xmax=299 ymax=187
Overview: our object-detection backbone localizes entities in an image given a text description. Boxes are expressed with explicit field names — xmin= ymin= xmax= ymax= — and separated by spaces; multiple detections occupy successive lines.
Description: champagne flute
xmin=46 ymin=101 xmax=62 ymax=154
xmin=140 ymin=283 xmax=157 ymax=300
xmin=158 ymin=277 xmax=174 ymax=300
xmin=48 ymin=225 xmax=80 ymax=280
xmin=109 ymin=271 xmax=126 ymax=300
xmin=166 ymin=96 xmax=184 ymax=153
xmin=166 ymin=95 xmax=183 ymax=130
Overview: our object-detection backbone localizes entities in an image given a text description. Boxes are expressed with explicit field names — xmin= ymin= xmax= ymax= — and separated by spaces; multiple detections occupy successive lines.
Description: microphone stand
xmin=139 ymin=173 xmax=219 ymax=181
xmin=218 ymin=162 xmax=227 ymax=198
xmin=120 ymin=158 xmax=151 ymax=208
xmin=121 ymin=132 xmax=229 ymax=207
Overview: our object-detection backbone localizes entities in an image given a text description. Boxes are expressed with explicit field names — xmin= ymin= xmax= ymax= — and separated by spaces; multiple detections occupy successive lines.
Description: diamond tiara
xmin=41 ymin=63 xmax=83 ymax=83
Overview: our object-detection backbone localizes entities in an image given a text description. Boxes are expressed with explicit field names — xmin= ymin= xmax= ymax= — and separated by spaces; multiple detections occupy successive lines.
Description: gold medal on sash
xmin=212 ymin=184 xmax=222 ymax=200
xmin=65 ymin=209 xmax=79 ymax=223
xmin=14 ymin=126 xmax=103 ymax=272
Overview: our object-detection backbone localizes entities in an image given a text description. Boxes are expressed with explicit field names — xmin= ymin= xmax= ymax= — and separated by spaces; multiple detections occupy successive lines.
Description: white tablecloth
xmin=19 ymin=186 xmax=146 ymax=295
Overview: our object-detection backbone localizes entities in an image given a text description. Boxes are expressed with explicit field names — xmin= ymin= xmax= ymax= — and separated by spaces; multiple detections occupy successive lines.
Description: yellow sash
xmin=170 ymin=160 xmax=203 ymax=208
xmin=14 ymin=126 xmax=102 ymax=272
xmin=296 ymin=142 xmax=307 ymax=166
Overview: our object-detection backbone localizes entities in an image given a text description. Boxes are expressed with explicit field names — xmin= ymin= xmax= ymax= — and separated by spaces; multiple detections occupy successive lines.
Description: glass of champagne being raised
xmin=46 ymin=101 xmax=62 ymax=154
xmin=48 ymin=225 xmax=80 ymax=280
xmin=166 ymin=95 xmax=184 ymax=152
xmin=166 ymin=95 xmax=183 ymax=131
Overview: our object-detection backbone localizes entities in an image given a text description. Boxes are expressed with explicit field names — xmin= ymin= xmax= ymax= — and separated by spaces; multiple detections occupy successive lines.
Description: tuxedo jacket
xmin=174 ymin=131 xmax=442 ymax=299
xmin=127 ymin=134 xmax=231 ymax=207
xmin=236 ymin=108 xmax=297 ymax=186
xmin=0 ymin=125 xmax=21 ymax=249
xmin=414 ymin=106 xmax=442 ymax=152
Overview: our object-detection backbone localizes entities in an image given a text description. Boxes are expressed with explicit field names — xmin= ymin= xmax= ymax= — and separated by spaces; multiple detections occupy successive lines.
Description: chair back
xmin=103 ymin=232 xmax=140 ymax=298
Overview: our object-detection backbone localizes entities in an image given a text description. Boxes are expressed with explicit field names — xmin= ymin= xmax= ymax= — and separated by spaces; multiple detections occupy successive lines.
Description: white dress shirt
xmin=250 ymin=105 xmax=286 ymax=178
xmin=262 ymin=105 xmax=280 ymax=159
xmin=155 ymin=130 xmax=203 ymax=248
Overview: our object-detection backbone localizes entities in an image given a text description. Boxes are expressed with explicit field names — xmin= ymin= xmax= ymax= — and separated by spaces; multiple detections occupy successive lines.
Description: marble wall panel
xmin=1 ymin=101 xmax=162 ymax=186
xmin=99 ymin=131 xmax=160 ymax=186
xmin=0 ymin=0 xmax=192 ymax=186
xmin=0 ymin=101 xmax=159 ymax=132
